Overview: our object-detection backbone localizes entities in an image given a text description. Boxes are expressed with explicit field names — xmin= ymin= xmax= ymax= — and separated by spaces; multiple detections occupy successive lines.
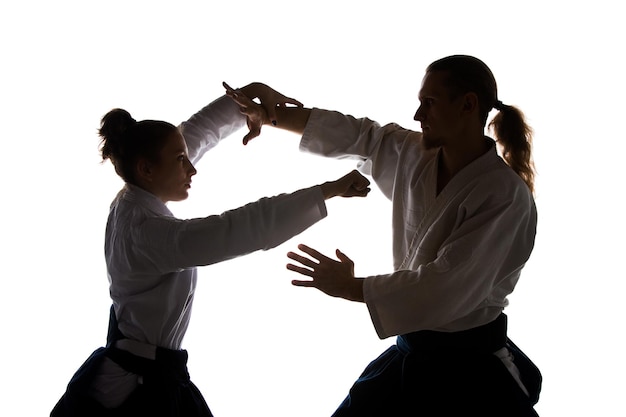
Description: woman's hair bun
xmin=99 ymin=108 xmax=137 ymax=161
xmin=100 ymin=108 xmax=136 ymax=141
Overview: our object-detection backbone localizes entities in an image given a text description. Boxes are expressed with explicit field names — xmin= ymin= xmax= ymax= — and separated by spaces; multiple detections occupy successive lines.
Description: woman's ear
xmin=136 ymin=158 xmax=153 ymax=182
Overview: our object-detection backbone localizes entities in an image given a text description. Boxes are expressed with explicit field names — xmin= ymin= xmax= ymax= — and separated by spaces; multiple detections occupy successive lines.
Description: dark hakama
xmin=332 ymin=314 xmax=541 ymax=417
xmin=51 ymin=307 xmax=213 ymax=417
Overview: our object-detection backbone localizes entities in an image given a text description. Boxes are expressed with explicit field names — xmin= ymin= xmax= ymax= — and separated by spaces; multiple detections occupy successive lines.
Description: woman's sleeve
xmin=179 ymin=95 xmax=246 ymax=165
xmin=300 ymin=108 xmax=418 ymax=199
xmin=137 ymin=186 xmax=327 ymax=272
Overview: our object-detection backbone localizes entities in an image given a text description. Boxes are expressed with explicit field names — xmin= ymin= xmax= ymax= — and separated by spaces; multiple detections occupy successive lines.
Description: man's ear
xmin=462 ymin=92 xmax=479 ymax=114
xmin=136 ymin=158 xmax=153 ymax=182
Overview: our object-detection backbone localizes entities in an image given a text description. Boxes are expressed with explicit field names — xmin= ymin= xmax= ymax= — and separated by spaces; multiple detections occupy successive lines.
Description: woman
xmin=51 ymin=83 xmax=370 ymax=416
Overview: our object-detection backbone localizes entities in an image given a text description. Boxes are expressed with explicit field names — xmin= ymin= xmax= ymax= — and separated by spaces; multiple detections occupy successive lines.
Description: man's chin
xmin=421 ymin=137 xmax=442 ymax=150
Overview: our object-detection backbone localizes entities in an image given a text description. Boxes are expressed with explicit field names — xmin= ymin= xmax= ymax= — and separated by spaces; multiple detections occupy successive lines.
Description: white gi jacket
xmin=90 ymin=96 xmax=328 ymax=407
xmin=301 ymin=108 xmax=537 ymax=340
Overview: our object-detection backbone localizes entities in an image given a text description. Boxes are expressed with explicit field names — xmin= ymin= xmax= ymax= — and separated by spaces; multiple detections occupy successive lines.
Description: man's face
xmin=413 ymin=71 xmax=464 ymax=150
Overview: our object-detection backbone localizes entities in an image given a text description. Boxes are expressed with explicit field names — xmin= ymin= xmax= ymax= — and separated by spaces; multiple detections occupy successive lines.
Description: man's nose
xmin=413 ymin=106 xmax=423 ymax=121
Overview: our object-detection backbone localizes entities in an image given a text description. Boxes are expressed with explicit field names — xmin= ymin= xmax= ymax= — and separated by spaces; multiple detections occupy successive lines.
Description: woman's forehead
xmin=162 ymin=130 xmax=188 ymax=153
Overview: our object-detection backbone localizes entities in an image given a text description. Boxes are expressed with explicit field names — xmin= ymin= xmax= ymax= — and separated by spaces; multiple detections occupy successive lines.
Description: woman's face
xmin=149 ymin=130 xmax=197 ymax=203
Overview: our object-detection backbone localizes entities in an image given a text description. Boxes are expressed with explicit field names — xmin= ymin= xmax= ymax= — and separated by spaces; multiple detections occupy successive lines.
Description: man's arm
xmin=272 ymin=106 xmax=312 ymax=135
xmin=224 ymin=81 xmax=312 ymax=141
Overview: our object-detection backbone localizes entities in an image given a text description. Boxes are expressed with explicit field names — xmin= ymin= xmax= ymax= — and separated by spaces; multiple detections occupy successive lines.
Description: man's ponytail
xmin=427 ymin=55 xmax=536 ymax=194
xmin=489 ymin=104 xmax=535 ymax=194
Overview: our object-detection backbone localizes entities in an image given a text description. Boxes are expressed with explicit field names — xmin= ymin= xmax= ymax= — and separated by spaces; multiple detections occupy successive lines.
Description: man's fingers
xmin=335 ymin=249 xmax=353 ymax=265
xmin=287 ymin=251 xmax=318 ymax=269
xmin=296 ymin=244 xmax=331 ymax=262
xmin=279 ymin=97 xmax=304 ymax=108
xmin=287 ymin=97 xmax=304 ymax=107
xmin=291 ymin=279 xmax=315 ymax=288
xmin=286 ymin=263 xmax=314 ymax=277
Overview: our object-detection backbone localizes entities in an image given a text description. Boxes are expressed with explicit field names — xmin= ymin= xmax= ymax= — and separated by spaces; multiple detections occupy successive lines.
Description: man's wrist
xmin=346 ymin=278 xmax=365 ymax=302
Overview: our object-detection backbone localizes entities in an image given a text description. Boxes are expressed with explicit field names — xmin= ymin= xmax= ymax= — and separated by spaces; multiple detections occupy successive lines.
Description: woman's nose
xmin=187 ymin=159 xmax=197 ymax=176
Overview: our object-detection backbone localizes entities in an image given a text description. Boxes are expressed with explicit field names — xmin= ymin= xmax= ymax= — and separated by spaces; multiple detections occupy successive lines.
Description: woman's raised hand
xmin=223 ymin=82 xmax=303 ymax=144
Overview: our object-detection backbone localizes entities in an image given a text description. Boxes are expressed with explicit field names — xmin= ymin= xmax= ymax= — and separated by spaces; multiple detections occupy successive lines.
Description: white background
xmin=1 ymin=1 xmax=624 ymax=416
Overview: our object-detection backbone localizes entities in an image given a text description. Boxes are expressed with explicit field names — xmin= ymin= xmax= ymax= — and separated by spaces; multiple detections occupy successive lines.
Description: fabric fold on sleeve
xmin=179 ymin=95 xmax=246 ymax=165
xmin=168 ymin=186 xmax=327 ymax=269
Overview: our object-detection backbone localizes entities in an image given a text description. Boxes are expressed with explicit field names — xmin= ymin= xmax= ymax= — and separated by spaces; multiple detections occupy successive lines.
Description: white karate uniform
xmin=89 ymin=96 xmax=328 ymax=408
xmin=300 ymin=108 xmax=537 ymax=339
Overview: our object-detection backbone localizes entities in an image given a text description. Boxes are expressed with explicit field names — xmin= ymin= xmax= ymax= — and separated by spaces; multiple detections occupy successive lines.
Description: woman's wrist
xmin=319 ymin=181 xmax=336 ymax=200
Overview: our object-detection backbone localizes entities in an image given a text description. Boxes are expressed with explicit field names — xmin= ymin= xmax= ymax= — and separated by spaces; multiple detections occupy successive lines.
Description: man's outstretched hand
xmin=287 ymin=244 xmax=364 ymax=302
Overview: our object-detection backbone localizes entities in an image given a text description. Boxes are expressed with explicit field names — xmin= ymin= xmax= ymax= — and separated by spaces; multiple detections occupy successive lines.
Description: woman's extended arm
xmin=137 ymin=169 xmax=370 ymax=271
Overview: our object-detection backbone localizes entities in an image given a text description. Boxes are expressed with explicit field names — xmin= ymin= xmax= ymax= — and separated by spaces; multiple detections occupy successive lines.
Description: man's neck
xmin=437 ymin=134 xmax=489 ymax=194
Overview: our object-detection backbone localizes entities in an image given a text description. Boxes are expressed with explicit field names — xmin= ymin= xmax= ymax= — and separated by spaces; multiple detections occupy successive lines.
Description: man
xmin=225 ymin=55 xmax=542 ymax=416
